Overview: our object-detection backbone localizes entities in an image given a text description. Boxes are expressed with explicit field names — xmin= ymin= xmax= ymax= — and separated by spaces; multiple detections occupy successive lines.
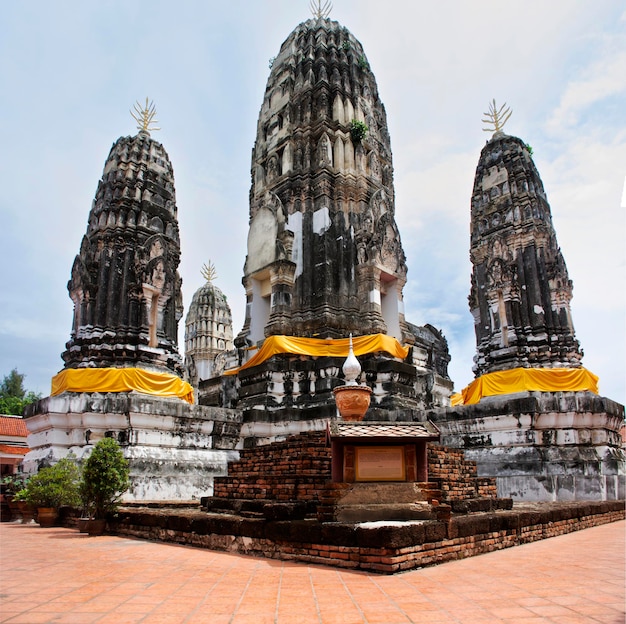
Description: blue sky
xmin=1 ymin=0 xmax=624 ymax=406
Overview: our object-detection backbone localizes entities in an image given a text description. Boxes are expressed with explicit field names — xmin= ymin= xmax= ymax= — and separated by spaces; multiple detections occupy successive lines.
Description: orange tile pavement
xmin=0 ymin=520 xmax=624 ymax=624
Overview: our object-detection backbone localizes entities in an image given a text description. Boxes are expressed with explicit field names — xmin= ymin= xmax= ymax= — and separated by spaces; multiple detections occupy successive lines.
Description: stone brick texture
xmin=211 ymin=433 xmax=500 ymax=511
xmin=109 ymin=501 xmax=625 ymax=574
xmin=427 ymin=444 xmax=498 ymax=500
xmin=212 ymin=431 xmax=332 ymax=504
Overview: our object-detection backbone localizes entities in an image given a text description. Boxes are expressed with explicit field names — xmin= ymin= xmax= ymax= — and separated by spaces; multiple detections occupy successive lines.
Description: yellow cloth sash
xmin=225 ymin=334 xmax=410 ymax=375
xmin=51 ymin=368 xmax=194 ymax=404
xmin=451 ymin=367 xmax=599 ymax=406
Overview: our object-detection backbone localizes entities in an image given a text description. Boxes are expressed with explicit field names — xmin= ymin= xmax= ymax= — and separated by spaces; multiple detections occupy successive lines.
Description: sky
xmin=1 ymin=0 xmax=624 ymax=406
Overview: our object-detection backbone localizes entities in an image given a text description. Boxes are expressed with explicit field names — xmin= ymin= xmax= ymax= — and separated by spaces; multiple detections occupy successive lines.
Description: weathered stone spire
xmin=184 ymin=264 xmax=234 ymax=387
xmin=237 ymin=17 xmax=412 ymax=346
xmin=468 ymin=131 xmax=583 ymax=376
xmin=62 ymin=121 xmax=184 ymax=374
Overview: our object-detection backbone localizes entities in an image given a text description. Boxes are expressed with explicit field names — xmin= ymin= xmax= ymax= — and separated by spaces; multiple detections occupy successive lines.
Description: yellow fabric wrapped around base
xmin=451 ymin=367 xmax=599 ymax=406
xmin=51 ymin=368 xmax=194 ymax=404
xmin=225 ymin=334 xmax=410 ymax=375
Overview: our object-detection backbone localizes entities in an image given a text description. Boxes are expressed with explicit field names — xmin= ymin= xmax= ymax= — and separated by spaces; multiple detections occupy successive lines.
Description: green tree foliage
xmin=0 ymin=368 xmax=42 ymax=415
xmin=1 ymin=369 xmax=25 ymax=398
xmin=81 ymin=438 xmax=130 ymax=519
xmin=18 ymin=456 xmax=81 ymax=508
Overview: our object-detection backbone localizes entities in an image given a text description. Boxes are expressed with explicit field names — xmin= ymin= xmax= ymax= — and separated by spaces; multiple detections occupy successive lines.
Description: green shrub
xmin=81 ymin=438 xmax=130 ymax=519
xmin=20 ymin=456 xmax=81 ymax=508
xmin=0 ymin=474 xmax=28 ymax=495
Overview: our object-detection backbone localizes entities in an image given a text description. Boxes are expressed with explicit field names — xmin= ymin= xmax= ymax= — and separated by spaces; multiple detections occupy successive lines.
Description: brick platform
xmin=109 ymin=500 xmax=625 ymax=574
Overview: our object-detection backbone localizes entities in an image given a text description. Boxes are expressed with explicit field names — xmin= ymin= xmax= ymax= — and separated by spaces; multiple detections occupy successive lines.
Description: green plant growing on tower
xmin=525 ymin=144 xmax=534 ymax=156
xmin=357 ymin=55 xmax=369 ymax=70
xmin=81 ymin=437 xmax=130 ymax=520
xmin=349 ymin=119 xmax=368 ymax=144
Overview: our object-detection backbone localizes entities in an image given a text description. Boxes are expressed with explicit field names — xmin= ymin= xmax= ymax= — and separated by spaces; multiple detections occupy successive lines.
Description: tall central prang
xmin=237 ymin=15 xmax=412 ymax=346
xmin=207 ymin=10 xmax=452 ymax=442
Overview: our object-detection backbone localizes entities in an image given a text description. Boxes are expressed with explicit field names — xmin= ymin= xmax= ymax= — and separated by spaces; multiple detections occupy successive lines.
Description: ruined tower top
xmin=468 ymin=127 xmax=583 ymax=376
xmin=237 ymin=14 xmax=412 ymax=347
xmin=62 ymin=115 xmax=184 ymax=375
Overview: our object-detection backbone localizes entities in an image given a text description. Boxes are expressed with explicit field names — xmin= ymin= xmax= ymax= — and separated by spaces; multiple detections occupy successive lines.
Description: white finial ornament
xmin=201 ymin=261 xmax=218 ymax=283
xmin=130 ymin=97 xmax=160 ymax=135
xmin=482 ymin=99 xmax=512 ymax=137
xmin=310 ymin=0 xmax=332 ymax=19
xmin=342 ymin=334 xmax=361 ymax=386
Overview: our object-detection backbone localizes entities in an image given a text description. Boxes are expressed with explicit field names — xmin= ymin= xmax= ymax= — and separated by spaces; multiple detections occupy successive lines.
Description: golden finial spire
xmin=201 ymin=261 xmax=218 ymax=283
xmin=130 ymin=97 xmax=160 ymax=134
xmin=482 ymin=99 xmax=512 ymax=136
xmin=310 ymin=0 xmax=332 ymax=18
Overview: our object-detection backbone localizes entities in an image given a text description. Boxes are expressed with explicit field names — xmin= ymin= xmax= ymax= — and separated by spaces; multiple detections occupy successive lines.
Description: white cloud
xmin=546 ymin=51 xmax=626 ymax=135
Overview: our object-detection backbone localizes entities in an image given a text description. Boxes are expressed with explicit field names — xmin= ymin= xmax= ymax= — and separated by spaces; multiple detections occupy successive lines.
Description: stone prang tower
xmin=184 ymin=266 xmax=234 ymax=388
xmin=427 ymin=109 xmax=624 ymax=503
xmin=62 ymin=125 xmax=183 ymax=374
xmin=208 ymin=13 xmax=452 ymax=443
xmin=237 ymin=15 xmax=412 ymax=346
xmin=469 ymin=130 xmax=582 ymax=375
xmin=25 ymin=108 xmax=242 ymax=499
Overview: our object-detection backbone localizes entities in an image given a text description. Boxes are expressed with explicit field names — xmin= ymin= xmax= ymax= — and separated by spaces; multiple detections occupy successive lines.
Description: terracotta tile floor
xmin=0 ymin=520 xmax=624 ymax=623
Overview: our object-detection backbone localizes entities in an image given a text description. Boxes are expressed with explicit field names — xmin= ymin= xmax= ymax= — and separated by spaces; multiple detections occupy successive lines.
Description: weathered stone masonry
xmin=109 ymin=501 xmax=625 ymax=574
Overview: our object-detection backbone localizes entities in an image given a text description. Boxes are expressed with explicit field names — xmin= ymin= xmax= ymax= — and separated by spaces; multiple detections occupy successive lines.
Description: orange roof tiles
xmin=0 ymin=416 xmax=29 ymax=438
xmin=0 ymin=444 xmax=28 ymax=456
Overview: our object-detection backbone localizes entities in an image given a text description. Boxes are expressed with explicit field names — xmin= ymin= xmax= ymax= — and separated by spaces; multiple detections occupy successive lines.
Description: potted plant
xmin=1 ymin=475 xmax=28 ymax=522
xmin=80 ymin=438 xmax=130 ymax=535
xmin=18 ymin=456 xmax=81 ymax=527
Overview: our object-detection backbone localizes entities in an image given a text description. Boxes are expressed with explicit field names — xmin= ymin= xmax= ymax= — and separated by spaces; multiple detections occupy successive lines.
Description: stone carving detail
xmin=62 ymin=130 xmax=184 ymax=374
xmin=237 ymin=16 xmax=414 ymax=345
xmin=468 ymin=134 xmax=582 ymax=375
xmin=221 ymin=15 xmax=452 ymax=420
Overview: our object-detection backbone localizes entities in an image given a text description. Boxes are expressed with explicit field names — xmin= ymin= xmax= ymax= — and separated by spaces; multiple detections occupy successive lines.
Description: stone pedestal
xmin=23 ymin=392 xmax=243 ymax=501
xmin=427 ymin=391 xmax=625 ymax=501
xmin=329 ymin=482 xmax=436 ymax=523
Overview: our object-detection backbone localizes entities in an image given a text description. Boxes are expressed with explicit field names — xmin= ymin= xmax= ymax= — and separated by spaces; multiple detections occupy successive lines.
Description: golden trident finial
xmin=130 ymin=97 xmax=160 ymax=134
xmin=482 ymin=99 xmax=512 ymax=135
xmin=201 ymin=261 xmax=218 ymax=283
xmin=310 ymin=0 xmax=332 ymax=18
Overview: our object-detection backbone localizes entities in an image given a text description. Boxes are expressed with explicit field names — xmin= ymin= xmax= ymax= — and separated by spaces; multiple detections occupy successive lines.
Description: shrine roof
xmin=0 ymin=416 xmax=29 ymax=438
xmin=327 ymin=420 xmax=439 ymax=440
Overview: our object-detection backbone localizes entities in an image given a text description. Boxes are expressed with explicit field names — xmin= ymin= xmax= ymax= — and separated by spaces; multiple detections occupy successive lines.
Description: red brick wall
xmin=427 ymin=444 xmax=498 ymax=501
xmin=213 ymin=432 xmax=332 ymax=502
xmin=213 ymin=434 xmax=498 ymax=504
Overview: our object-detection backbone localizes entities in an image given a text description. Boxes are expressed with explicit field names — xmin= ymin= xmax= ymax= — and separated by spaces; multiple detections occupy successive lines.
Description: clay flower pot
xmin=333 ymin=385 xmax=372 ymax=421
xmin=16 ymin=501 xmax=35 ymax=524
xmin=77 ymin=518 xmax=90 ymax=533
xmin=5 ymin=496 xmax=22 ymax=522
xmin=36 ymin=507 xmax=59 ymax=528
xmin=86 ymin=518 xmax=107 ymax=536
